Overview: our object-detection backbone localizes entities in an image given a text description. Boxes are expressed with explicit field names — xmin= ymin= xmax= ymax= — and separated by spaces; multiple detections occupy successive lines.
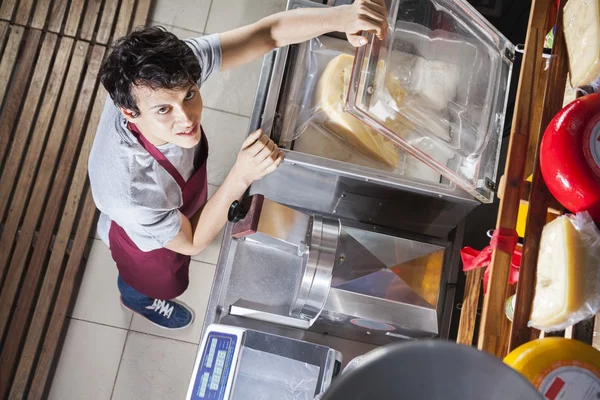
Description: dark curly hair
xmin=100 ymin=26 xmax=201 ymax=117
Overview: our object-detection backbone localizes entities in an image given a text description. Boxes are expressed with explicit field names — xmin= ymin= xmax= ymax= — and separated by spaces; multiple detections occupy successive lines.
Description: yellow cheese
xmin=316 ymin=54 xmax=401 ymax=167
xmin=564 ymin=0 xmax=600 ymax=87
xmin=530 ymin=216 xmax=586 ymax=328
xmin=505 ymin=338 xmax=600 ymax=396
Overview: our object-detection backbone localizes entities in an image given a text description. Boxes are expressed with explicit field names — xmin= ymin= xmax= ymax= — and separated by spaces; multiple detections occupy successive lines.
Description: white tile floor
xmin=50 ymin=1 xmax=286 ymax=398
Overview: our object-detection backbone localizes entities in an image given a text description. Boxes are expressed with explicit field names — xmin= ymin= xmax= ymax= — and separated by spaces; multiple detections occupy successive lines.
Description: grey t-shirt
xmin=88 ymin=34 xmax=222 ymax=252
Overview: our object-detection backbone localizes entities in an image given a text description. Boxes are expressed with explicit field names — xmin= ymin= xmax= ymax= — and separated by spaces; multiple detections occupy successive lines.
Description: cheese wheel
xmin=530 ymin=216 xmax=586 ymax=328
xmin=505 ymin=338 xmax=600 ymax=399
xmin=564 ymin=0 xmax=600 ymax=87
xmin=316 ymin=54 xmax=401 ymax=167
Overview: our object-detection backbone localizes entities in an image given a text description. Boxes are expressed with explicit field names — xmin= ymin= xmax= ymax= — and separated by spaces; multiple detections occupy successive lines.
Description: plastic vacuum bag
xmin=281 ymin=35 xmax=450 ymax=184
xmin=529 ymin=211 xmax=600 ymax=331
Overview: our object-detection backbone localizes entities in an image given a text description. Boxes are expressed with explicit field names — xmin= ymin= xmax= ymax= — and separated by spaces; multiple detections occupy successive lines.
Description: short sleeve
xmin=113 ymin=207 xmax=183 ymax=252
xmin=185 ymin=34 xmax=222 ymax=85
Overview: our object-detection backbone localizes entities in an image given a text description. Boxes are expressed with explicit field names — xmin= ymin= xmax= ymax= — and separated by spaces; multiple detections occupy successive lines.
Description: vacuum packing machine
xmin=193 ymin=0 xmax=515 ymax=397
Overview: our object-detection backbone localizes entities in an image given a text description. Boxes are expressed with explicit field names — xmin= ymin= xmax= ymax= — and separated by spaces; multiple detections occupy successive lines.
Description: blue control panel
xmin=190 ymin=332 xmax=238 ymax=400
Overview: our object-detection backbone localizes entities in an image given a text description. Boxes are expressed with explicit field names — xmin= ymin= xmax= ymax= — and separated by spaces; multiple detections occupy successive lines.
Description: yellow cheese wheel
xmin=505 ymin=338 xmax=600 ymax=398
xmin=316 ymin=54 xmax=402 ymax=167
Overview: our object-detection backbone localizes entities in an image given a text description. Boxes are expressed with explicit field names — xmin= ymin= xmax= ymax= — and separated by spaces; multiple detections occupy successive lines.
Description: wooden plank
xmin=10 ymin=88 xmax=107 ymax=400
xmin=0 ymin=21 xmax=8 ymax=44
xmin=14 ymin=0 xmax=36 ymax=26
xmin=497 ymin=176 xmax=562 ymax=214
xmin=0 ymin=0 xmax=17 ymax=21
xmin=96 ymin=0 xmax=119 ymax=44
xmin=47 ymin=0 xmax=69 ymax=33
xmin=572 ymin=318 xmax=595 ymax=345
xmin=79 ymin=0 xmax=103 ymax=41
xmin=0 ymin=28 xmax=39 ymax=168
xmin=509 ymin=0 xmax=570 ymax=352
xmin=496 ymin=283 xmax=516 ymax=356
xmin=0 ymin=43 xmax=96 ymax=397
xmin=64 ymin=0 xmax=87 ymax=37
xmin=31 ymin=0 xmax=52 ymax=30
xmin=0 ymin=32 xmax=56 ymax=222
xmin=28 ymin=191 xmax=97 ymax=400
xmin=478 ymin=0 xmax=551 ymax=356
xmin=0 ymin=36 xmax=70 ymax=286
xmin=0 ymin=26 xmax=25 ymax=109
xmin=525 ymin=63 xmax=549 ymax=178
xmin=131 ymin=0 xmax=152 ymax=30
xmin=457 ymin=269 xmax=483 ymax=345
xmin=112 ymin=0 xmax=136 ymax=40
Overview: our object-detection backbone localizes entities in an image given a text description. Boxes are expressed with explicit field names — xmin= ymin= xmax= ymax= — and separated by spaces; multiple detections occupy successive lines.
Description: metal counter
xmin=201 ymin=0 xmax=471 ymax=366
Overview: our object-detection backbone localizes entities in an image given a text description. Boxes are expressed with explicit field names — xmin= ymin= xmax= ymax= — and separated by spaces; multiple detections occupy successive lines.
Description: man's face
xmin=122 ymin=83 xmax=202 ymax=148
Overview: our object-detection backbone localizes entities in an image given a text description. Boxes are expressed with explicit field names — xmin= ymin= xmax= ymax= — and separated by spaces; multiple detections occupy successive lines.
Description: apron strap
xmin=128 ymin=122 xmax=186 ymax=190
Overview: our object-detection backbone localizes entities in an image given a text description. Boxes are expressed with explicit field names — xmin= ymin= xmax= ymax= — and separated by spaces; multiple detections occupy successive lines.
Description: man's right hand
xmin=231 ymin=129 xmax=284 ymax=186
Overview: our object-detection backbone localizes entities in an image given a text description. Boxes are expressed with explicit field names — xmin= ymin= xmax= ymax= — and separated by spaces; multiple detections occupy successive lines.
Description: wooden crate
xmin=456 ymin=0 xmax=596 ymax=356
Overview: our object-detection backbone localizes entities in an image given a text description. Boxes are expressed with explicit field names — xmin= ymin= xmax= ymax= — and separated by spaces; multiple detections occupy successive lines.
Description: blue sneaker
xmin=120 ymin=296 xmax=194 ymax=330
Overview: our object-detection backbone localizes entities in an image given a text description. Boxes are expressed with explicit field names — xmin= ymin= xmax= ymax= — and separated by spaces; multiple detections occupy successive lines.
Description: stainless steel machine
xmin=223 ymin=194 xmax=451 ymax=345
xmin=196 ymin=0 xmax=515 ymax=395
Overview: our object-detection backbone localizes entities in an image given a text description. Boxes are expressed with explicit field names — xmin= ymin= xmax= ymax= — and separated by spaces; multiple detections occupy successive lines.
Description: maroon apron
xmin=108 ymin=123 xmax=209 ymax=300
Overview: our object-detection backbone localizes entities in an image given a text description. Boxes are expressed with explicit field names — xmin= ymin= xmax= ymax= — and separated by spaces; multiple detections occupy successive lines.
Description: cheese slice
xmin=316 ymin=54 xmax=401 ymax=167
xmin=530 ymin=216 xmax=586 ymax=328
xmin=564 ymin=0 xmax=600 ymax=87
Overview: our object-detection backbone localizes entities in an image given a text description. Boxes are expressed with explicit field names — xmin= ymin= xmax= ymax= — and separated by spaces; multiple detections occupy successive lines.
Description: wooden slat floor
xmin=0 ymin=0 xmax=150 ymax=398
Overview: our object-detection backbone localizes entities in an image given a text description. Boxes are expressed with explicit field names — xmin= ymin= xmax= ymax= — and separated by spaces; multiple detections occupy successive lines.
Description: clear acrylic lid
xmin=346 ymin=0 xmax=515 ymax=203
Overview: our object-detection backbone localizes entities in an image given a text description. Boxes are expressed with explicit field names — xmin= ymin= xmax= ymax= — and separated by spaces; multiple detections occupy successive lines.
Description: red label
xmin=544 ymin=377 xmax=565 ymax=400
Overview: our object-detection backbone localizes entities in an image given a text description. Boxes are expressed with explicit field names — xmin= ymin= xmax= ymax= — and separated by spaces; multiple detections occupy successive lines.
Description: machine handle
xmin=228 ymin=200 xmax=248 ymax=223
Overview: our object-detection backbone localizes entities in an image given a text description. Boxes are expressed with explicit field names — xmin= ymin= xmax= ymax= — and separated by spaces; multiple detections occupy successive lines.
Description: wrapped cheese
xmin=564 ymin=0 xmax=600 ymax=88
xmin=315 ymin=54 xmax=401 ymax=167
xmin=529 ymin=212 xmax=600 ymax=331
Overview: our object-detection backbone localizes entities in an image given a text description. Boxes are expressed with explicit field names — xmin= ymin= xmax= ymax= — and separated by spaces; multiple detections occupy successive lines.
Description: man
xmin=88 ymin=0 xmax=387 ymax=330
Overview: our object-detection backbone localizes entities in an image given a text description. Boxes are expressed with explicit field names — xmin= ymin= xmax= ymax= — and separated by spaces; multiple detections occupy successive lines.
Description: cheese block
xmin=505 ymin=338 xmax=600 ymax=397
xmin=316 ymin=54 xmax=401 ymax=167
xmin=564 ymin=0 xmax=600 ymax=87
xmin=530 ymin=216 xmax=586 ymax=328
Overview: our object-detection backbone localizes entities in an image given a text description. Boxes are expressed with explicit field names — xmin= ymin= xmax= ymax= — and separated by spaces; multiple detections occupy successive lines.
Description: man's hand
xmin=341 ymin=0 xmax=388 ymax=47
xmin=230 ymin=129 xmax=284 ymax=186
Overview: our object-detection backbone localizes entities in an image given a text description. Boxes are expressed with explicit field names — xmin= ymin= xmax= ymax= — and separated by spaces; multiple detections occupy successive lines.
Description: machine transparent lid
xmin=346 ymin=0 xmax=515 ymax=203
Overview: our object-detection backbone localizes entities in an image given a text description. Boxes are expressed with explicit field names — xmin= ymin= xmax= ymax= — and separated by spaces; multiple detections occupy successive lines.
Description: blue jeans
xmin=117 ymin=276 xmax=157 ymax=309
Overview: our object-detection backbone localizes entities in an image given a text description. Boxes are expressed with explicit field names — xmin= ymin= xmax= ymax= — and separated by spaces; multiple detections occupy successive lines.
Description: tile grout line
xmin=203 ymin=0 xmax=215 ymax=34
xmin=189 ymin=259 xmax=218 ymax=267
xmin=110 ymin=331 xmax=130 ymax=400
xmin=69 ymin=316 xmax=129 ymax=331
xmin=68 ymin=316 xmax=200 ymax=346
xmin=203 ymin=105 xmax=251 ymax=119
xmin=69 ymin=314 xmax=201 ymax=345
xmin=126 ymin=326 xmax=202 ymax=346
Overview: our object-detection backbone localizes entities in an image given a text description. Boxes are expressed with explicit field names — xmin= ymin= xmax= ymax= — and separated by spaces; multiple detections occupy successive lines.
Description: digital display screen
xmin=191 ymin=332 xmax=237 ymax=400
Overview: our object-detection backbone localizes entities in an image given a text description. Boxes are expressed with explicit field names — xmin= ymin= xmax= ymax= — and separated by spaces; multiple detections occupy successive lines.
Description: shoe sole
xmin=120 ymin=297 xmax=195 ymax=331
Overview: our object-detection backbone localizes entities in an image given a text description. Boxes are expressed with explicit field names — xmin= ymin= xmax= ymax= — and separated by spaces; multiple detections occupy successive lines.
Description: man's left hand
xmin=341 ymin=0 xmax=388 ymax=47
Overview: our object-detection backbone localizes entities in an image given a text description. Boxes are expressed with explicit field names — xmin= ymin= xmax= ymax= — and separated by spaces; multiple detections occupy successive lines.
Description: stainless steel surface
xmin=244 ymin=198 xmax=311 ymax=255
xmin=230 ymin=300 xmax=311 ymax=329
xmin=219 ymin=315 xmax=378 ymax=370
xmin=292 ymin=216 xmax=340 ymax=319
xmin=223 ymin=239 xmax=304 ymax=316
xmin=206 ymin=203 xmax=451 ymax=346
xmin=250 ymin=163 xmax=476 ymax=238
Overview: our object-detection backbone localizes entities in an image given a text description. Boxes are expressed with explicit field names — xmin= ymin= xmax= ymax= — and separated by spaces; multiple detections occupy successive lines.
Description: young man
xmin=89 ymin=0 xmax=387 ymax=330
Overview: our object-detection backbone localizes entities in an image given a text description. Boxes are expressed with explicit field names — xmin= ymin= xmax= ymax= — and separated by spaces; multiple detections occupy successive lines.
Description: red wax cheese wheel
xmin=540 ymin=92 xmax=600 ymax=221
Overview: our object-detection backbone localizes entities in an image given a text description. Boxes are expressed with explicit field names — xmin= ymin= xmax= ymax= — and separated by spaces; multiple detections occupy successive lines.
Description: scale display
xmin=190 ymin=332 xmax=238 ymax=400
